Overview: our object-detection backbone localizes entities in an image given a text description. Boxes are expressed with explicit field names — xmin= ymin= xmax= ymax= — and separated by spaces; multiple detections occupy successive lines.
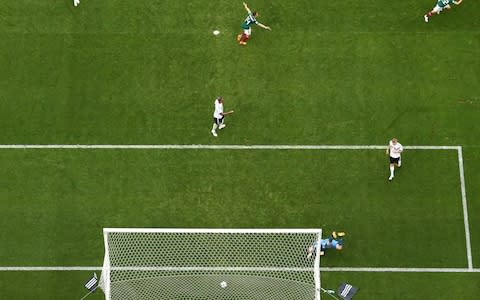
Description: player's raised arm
xmin=243 ymin=2 xmax=251 ymax=14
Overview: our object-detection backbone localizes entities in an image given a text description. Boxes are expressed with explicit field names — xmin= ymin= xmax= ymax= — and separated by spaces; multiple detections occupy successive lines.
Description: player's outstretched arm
xmin=222 ymin=110 xmax=234 ymax=116
xmin=243 ymin=2 xmax=252 ymax=14
xmin=258 ymin=22 xmax=271 ymax=30
xmin=454 ymin=0 xmax=463 ymax=5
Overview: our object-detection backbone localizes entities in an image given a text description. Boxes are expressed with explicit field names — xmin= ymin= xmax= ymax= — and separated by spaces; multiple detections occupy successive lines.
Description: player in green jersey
xmin=237 ymin=2 xmax=271 ymax=45
xmin=424 ymin=0 xmax=463 ymax=22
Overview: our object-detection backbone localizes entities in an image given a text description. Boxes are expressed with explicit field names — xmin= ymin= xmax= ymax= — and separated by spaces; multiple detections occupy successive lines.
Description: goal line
xmin=1 ymin=266 xmax=479 ymax=273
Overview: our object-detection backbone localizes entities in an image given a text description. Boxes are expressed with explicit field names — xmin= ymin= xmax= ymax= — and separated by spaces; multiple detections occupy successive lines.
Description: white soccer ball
xmin=213 ymin=30 xmax=220 ymax=36
xmin=220 ymin=281 xmax=227 ymax=288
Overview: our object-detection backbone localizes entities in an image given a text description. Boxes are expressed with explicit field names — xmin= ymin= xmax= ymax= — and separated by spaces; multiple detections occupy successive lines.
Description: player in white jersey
xmin=386 ymin=138 xmax=403 ymax=181
xmin=211 ymin=97 xmax=234 ymax=137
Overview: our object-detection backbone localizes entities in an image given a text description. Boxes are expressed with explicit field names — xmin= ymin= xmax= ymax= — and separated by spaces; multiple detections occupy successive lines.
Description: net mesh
xmin=100 ymin=229 xmax=321 ymax=300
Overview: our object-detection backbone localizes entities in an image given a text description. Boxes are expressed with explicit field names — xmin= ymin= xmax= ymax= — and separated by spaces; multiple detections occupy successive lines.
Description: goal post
xmin=99 ymin=228 xmax=323 ymax=299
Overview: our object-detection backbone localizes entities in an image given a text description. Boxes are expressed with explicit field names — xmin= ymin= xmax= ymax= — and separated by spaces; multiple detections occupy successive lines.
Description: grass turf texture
xmin=0 ymin=1 xmax=479 ymax=146
xmin=0 ymin=150 xmax=472 ymax=293
xmin=0 ymin=0 xmax=479 ymax=299
xmin=1 ymin=272 xmax=479 ymax=300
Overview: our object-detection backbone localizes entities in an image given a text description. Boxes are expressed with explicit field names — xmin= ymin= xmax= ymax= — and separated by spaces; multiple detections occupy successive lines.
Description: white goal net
xmin=99 ymin=228 xmax=322 ymax=300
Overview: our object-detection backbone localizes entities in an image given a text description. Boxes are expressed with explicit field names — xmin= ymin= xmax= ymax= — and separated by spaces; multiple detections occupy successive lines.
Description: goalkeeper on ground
xmin=307 ymin=231 xmax=345 ymax=258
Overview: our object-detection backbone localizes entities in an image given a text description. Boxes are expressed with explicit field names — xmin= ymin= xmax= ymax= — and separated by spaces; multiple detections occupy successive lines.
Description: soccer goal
xmin=99 ymin=228 xmax=323 ymax=299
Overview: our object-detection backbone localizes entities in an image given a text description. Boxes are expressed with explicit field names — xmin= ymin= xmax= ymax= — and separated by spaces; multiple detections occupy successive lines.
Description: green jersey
xmin=241 ymin=13 xmax=259 ymax=30
xmin=437 ymin=0 xmax=455 ymax=8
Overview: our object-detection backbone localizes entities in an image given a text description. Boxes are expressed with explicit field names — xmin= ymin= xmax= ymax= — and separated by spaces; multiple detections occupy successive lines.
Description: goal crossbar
xmin=104 ymin=266 xmax=314 ymax=272
xmin=103 ymin=228 xmax=323 ymax=234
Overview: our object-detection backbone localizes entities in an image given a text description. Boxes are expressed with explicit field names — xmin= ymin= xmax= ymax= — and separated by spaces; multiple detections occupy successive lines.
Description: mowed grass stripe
xmin=0 ymin=270 xmax=479 ymax=300
xmin=0 ymin=149 xmax=465 ymax=268
xmin=0 ymin=30 xmax=478 ymax=146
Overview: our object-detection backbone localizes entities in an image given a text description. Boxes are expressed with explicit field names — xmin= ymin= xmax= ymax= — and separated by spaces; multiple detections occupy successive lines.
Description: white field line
xmin=0 ymin=266 xmax=102 ymax=271
xmin=0 ymin=144 xmax=460 ymax=150
xmin=323 ymin=267 xmax=480 ymax=273
xmin=0 ymin=144 xmax=472 ymax=271
xmin=0 ymin=266 xmax=479 ymax=273
xmin=457 ymin=146 xmax=473 ymax=269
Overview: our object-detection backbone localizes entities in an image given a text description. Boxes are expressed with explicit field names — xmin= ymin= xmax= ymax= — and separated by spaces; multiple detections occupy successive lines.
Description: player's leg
xmin=218 ymin=117 xmax=226 ymax=129
xmin=425 ymin=5 xmax=442 ymax=22
xmin=239 ymin=28 xmax=251 ymax=45
xmin=306 ymin=246 xmax=314 ymax=258
xmin=74 ymin=0 xmax=80 ymax=6
xmin=397 ymin=156 xmax=401 ymax=167
xmin=388 ymin=157 xmax=396 ymax=181
xmin=211 ymin=118 xmax=219 ymax=137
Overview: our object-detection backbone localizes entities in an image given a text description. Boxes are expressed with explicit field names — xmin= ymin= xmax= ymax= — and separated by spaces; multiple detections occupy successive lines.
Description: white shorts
xmin=213 ymin=117 xmax=224 ymax=125
xmin=243 ymin=28 xmax=252 ymax=36
xmin=432 ymin=5 xmax=445 ymax=14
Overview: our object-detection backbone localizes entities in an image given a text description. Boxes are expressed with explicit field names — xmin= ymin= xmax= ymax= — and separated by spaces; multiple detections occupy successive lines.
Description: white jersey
xmin=388 ymin=140 xmax=403 ymax=158
xmin=213 ymin=99 xmax=224 ymax=119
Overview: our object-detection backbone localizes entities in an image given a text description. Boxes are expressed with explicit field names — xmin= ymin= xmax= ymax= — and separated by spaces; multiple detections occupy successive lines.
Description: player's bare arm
xmin=454 ymin=0 xmax=463 ymax=5
xmin=258 ymin=22 xmax=272 ymax=30
xmin=243 ymin=2 xmax=251 ymax=14
xmin=222 ymin=110 xmax=234 ymax=116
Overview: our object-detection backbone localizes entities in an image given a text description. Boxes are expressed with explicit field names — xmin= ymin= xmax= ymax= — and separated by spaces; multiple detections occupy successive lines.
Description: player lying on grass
xmin=424 ymin=0 xmax=463 ymax=23
xmin=307 ymin=231 xmax=345 ymax=258
xmin=237 ymin=2 xmax=271 ymax=45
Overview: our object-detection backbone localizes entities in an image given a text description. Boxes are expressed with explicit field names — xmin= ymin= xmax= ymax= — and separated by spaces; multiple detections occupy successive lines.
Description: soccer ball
xmin=220 ymin=281 xmax=227 ymax=288
xmin=213 ymin=30 xmax=220 ymax=36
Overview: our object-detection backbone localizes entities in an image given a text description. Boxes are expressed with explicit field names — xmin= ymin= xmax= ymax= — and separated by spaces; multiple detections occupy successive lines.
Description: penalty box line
xmin=0 ymin=266 xmax=479 ymax=273
xmin=0 ymin=144 xmax=460 ymax=150
xmin=0 ymin=144 xmax=471 ymax=269
xmin=457 ymin=146 xmax=473 ymax=269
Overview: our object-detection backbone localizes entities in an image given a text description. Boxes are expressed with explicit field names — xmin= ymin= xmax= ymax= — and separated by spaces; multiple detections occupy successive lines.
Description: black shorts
xmin=389 ymin=156 xmax=400 ymax=164
xmin=214 ymin=117 xmax=224 ymax=125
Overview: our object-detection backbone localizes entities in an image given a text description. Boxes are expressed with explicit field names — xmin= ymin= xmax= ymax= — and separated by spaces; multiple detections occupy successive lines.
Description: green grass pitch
xmin=0 ymin=0 xmax=479 ymax=299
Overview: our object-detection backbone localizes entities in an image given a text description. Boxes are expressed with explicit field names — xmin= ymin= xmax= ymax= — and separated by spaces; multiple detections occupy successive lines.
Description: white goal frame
xmin=100 ymin=228 xmax=323 ymax=300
